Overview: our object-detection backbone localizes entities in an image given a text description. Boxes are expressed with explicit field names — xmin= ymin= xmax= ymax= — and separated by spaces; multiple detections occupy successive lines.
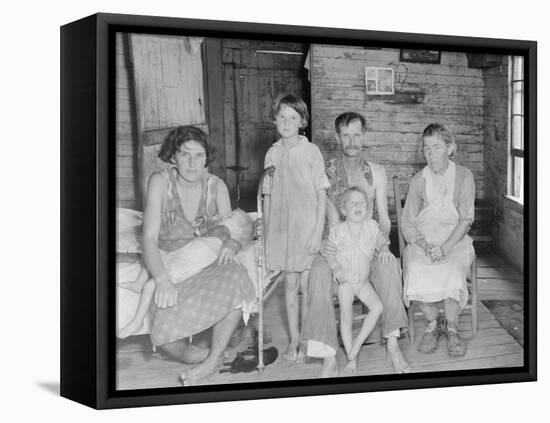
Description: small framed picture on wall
xmin=366 ymin=67 xmax=395 ymax=95
xmin=400 ymin=49 xmax=441 ymax=63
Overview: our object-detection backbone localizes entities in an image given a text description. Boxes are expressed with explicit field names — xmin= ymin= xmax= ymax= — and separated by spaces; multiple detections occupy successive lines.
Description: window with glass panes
xmin=509 ymin=56 xmax=524 ymax=203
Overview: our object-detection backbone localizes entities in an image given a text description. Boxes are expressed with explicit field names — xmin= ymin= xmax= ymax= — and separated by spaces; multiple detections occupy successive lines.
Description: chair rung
xmin=412 ymin=304 xmax=472 ymax=317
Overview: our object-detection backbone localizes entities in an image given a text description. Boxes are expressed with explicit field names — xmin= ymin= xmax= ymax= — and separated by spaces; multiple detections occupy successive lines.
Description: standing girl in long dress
xmin=262 ymin=93 xmax=329 ymax=361
xmin=401 ymin=123 xmax=476 ymax=357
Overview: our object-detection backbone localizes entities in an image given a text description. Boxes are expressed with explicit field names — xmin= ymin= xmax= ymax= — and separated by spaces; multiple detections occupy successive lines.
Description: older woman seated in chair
xmin=142 ymin=125 xmax=255 ymax=385
xmin=401 ymin=123 xmax=476 ymax=357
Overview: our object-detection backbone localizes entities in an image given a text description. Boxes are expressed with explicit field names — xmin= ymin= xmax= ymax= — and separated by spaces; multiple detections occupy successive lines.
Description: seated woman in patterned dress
xmin=142 ymin=125 xmax=255 ymax=385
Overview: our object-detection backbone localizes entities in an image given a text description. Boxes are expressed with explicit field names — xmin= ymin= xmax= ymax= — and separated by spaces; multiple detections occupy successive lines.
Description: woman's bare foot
xmin=179 ymin=355 xmax=223 ymax=386
xmin=343 ymin=358 xmax=357 ymax=374
xmin=158 ymin=340 xmax=209 ymax=364
xmin=318 ymin=356 xmax=338 ymax=378
xmin=117 ymin=319 xmax=142 ymax=339
xmin=387 ymin=338 xmax=411 ymax=373
xmin=181 ymin=343 xmax=210 ymax=365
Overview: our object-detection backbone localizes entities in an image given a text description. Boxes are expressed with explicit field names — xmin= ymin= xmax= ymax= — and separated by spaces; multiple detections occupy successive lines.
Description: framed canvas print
xmin=60 ymin=12 xmax=537 ymax=409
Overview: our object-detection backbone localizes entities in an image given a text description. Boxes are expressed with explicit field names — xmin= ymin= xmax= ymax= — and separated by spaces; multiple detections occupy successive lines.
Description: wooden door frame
xmin=203 ymin=38 xmax=226 ymax=181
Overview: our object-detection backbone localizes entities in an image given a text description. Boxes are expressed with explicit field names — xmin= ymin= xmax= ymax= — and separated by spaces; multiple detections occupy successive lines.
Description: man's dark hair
xmin=334 ymin=112 xmax=367 ymax=134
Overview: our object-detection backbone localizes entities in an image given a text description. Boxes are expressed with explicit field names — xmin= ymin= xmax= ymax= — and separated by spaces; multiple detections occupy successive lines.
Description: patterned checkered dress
xmin=149 ymin=169 xmax=255 ymax=347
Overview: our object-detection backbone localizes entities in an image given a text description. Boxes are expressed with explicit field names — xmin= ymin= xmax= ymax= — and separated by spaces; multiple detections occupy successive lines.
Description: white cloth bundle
xmin=116 ymin=208 xmax=268 ymax=335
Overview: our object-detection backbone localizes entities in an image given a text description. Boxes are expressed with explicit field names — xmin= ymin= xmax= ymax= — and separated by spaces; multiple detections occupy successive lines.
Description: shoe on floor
xmin=418 ymin=318 xmax=443 ymax=354
xmin=446 ymin=326 xmax=466 ymax=357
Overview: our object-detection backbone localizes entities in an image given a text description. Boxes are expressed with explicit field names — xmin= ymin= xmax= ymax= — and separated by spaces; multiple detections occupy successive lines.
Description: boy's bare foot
xmin=387 ymin=337 xmax=411 ymax=373
xmin=343 ymin=358 xmax=357 ymax=374
xmin=180 ymin=355 xmax=223 ymax=386
xmin=318 ymin=356 xmax=338 ymax=378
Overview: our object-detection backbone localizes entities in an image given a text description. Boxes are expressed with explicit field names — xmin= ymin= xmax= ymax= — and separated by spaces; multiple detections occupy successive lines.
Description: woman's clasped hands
xmin=421 ymin=241 xmax=445 ymax=262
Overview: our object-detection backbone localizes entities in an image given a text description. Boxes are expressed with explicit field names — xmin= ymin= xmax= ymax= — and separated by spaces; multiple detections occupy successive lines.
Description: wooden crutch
xmin=256 ymin=165 xmax=275 ymax=373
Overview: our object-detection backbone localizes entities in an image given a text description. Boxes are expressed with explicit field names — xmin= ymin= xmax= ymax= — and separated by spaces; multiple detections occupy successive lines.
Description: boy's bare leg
xmin=348 ymin=283 xmax=383 ymax=365
xmin=296 ymin=270 xmax=310 ymax=363
xmin=337 ymin=283 xmax=356 ymax=373
xmin=180 ymin=310 xmax=242 ymax=385
xmin=117 ymin=279 xmax=155 ymax=339
xmin=283 ymin=272 xmax=301 ymax=361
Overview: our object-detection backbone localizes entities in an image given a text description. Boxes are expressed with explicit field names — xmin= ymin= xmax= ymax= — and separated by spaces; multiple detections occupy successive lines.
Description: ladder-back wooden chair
xmin=392 ymin=176 xmax=478 ymax=343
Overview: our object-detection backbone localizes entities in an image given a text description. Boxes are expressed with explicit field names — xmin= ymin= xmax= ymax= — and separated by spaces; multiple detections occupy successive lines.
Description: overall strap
xmin=362 ymin=160 xmax=374 ymax=186
xmin=196 ymin=174 xmax=210 ymax=219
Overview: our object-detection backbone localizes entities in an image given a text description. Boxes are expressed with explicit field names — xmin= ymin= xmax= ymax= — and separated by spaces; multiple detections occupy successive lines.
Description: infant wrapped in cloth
xmin=163 ymin=208 xmax=255 ymax=283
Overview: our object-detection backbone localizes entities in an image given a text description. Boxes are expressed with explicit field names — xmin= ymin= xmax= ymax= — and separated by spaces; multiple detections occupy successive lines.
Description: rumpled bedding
xmin=116 ymin=208 xmax=271 ymax=337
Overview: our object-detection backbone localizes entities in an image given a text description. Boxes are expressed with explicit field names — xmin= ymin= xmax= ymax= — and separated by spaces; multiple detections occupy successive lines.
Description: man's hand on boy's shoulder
xmin=378 ymin=246 xmax=394 ymax=264
xmin=320 ymin=238 xmax=338 ymax=257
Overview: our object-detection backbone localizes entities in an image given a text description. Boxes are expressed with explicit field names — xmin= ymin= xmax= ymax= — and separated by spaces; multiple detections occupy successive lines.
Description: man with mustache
xmin=301 ymin=112 xmax=410 ymax=377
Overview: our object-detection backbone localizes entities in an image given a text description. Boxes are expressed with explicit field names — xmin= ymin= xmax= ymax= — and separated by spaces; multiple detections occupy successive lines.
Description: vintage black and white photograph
xmin=114 ymin=32 xmax=526 ymax=390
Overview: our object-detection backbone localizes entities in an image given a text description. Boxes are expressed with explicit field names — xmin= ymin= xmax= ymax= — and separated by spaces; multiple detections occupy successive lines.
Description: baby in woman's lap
xmin=118 ymin=209 xmax=255 ymax=339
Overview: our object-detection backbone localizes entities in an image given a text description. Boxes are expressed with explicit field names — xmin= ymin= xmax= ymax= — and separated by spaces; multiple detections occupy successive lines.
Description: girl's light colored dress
xmin=262 ymin=136 xmax=330 ymax=272
xmin=402 ymin=161 xmax=475 ymax=309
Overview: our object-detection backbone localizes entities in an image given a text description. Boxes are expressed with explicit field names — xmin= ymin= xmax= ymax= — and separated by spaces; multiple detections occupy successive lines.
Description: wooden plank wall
xmin=129 ymin=34 xmax=207 ymax=199
xmin=310 ymin=45 xmax=486 ymax=211
xmin=116 ymin=33 xmax=209 ymax=209
xmin=116 ymin=33 xmax=139 ymax=210
xmin=222 ymin=39 xmax=307 ymax=198
xmin=118 ymin=41 xmax=502 ymax=220
xmin=129 ymin=34 xmax=206 ymax=131
xmin=483 ymin=58 xmax=524 ymax=272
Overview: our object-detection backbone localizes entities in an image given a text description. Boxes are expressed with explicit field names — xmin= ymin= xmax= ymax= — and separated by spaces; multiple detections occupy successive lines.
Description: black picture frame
xmin=60 ymin=12 xmax=537 ymax=409
xmin=400 ymin=48 xmax=441 ymax=63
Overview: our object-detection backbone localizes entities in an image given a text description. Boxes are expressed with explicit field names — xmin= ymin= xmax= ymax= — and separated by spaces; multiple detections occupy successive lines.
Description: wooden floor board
xmin=116 ymin=252 xmax=525 ymax=390
xmin=475 ymin=254 xmax=514 ymax=269
xmin=477 ymin=268 xmax=523 ymax=280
